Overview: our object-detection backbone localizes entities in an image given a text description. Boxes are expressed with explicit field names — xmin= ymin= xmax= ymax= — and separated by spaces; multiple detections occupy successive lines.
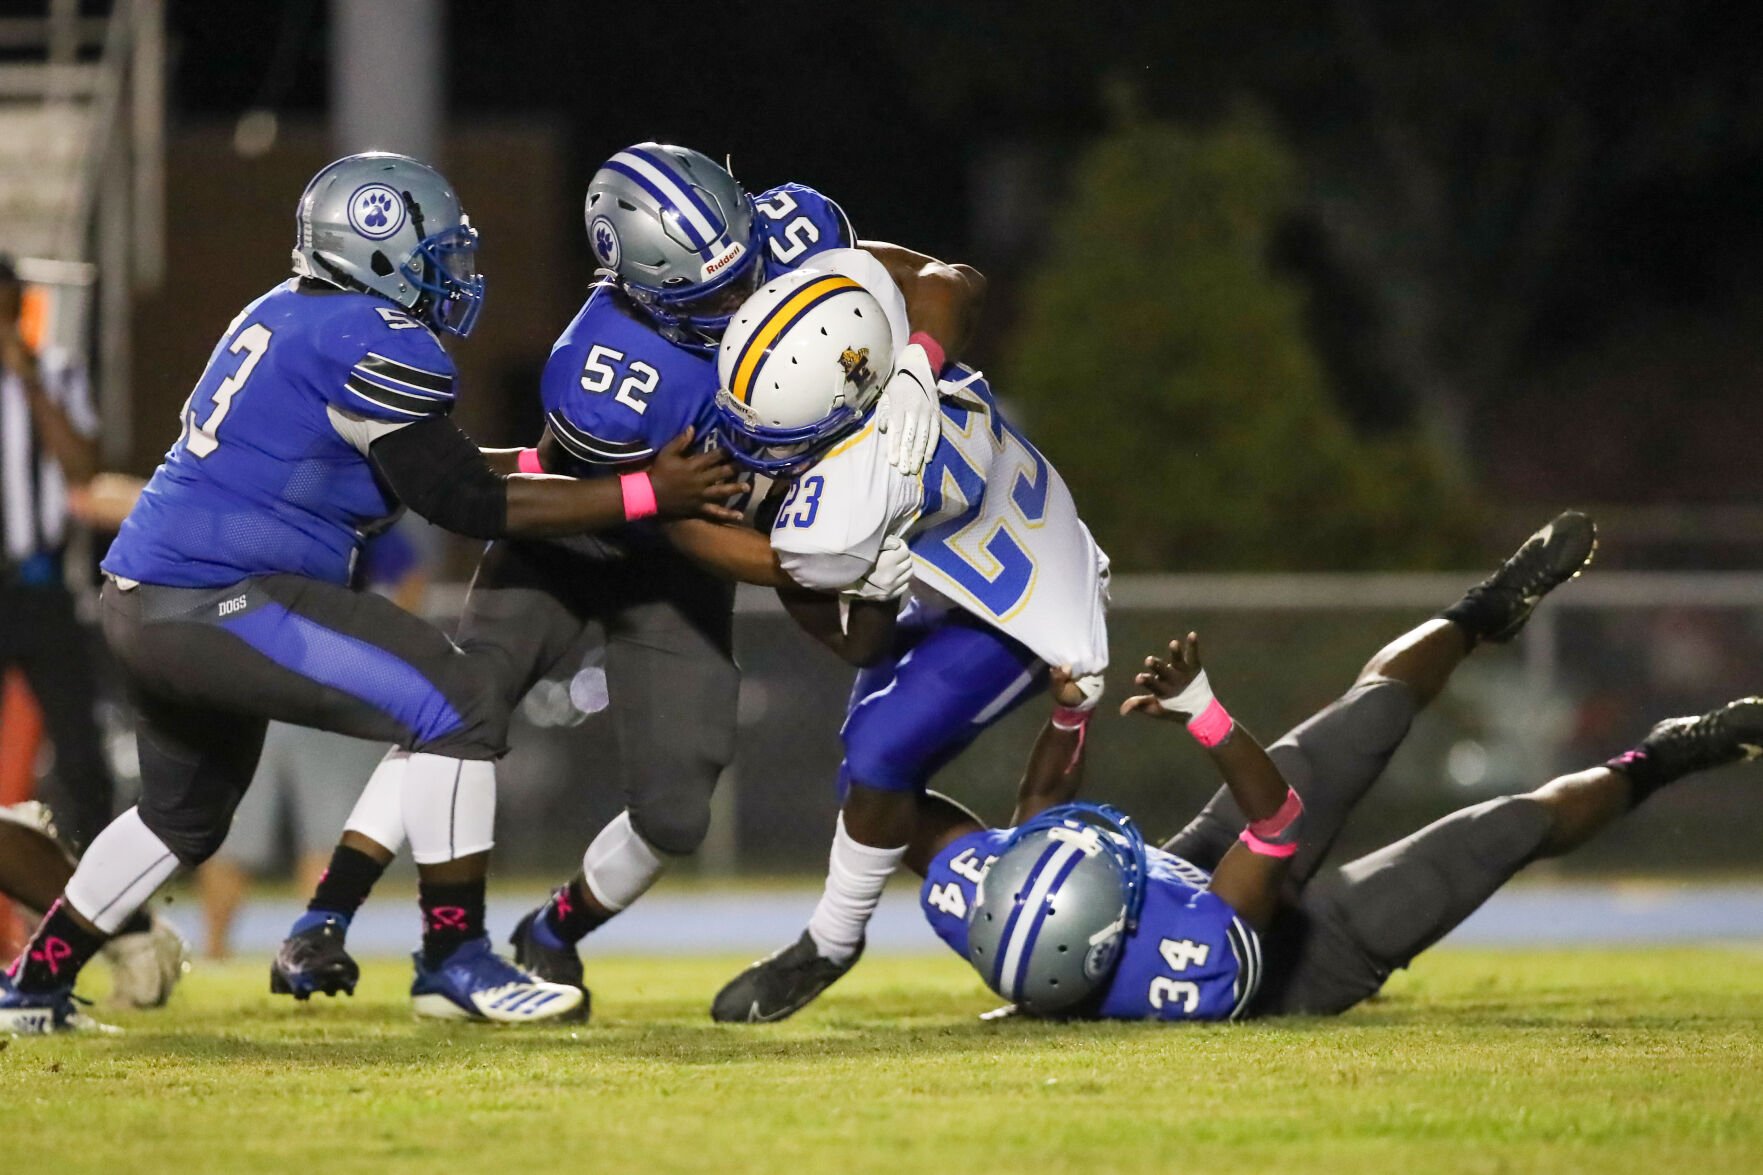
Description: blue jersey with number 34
xmin=104 ymin=281 xmax=458 ymax=589
xmin=922 ymin=828 xmax=1262 ymax=1021
xmin=539 ymin=183 xmax=853 ymax=475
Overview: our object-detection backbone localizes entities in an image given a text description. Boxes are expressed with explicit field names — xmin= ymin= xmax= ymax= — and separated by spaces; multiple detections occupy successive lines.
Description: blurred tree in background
xmin=1002 ymin=111 xmax=1479 ymax=570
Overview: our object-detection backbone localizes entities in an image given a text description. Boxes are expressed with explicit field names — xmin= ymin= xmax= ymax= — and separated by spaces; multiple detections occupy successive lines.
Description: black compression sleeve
xmin=369 ymin=416 xmax=508 ymax=539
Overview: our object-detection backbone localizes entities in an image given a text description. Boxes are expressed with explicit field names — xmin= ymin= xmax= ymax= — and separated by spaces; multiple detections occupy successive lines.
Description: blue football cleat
xmin=0 ymin=971 xmax=116 ymax=1035
xmin=410 ymin=936 xmax=584 ymax=1023
xmin=270 ymin=914 xmax=359 ymax=1000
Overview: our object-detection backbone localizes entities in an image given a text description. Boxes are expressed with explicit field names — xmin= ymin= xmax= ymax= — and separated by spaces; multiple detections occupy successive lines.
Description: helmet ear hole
xmin=370 ymin=251 xmax=395 ymax=277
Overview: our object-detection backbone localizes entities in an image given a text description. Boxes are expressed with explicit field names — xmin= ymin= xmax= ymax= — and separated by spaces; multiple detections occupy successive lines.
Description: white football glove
xmin=843 ymin=534 xmax=914 ymax=601
xmin=1063 ymin=669 xmax=1107 ymax=713
xmin=876 ymin=342 xmax=941 ymax=477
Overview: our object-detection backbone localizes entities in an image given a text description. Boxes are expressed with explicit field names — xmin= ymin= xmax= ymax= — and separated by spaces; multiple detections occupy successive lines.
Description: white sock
xmin=581 ymin=810 xmax=669 ymax=913
xmin=403 ymin=754 xmax=496 ymax=865
xmin=63 ymin=808 xmax=181 ymax=935
xmin=342 ymin=749 xmax=409 ymax=854
xmin=805 ymin=813 xmax=906 ymax=962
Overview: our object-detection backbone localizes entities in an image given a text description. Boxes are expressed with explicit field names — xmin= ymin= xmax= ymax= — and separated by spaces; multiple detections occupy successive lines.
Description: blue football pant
xmin=837 ymin=607 xmax=1046 ymax=797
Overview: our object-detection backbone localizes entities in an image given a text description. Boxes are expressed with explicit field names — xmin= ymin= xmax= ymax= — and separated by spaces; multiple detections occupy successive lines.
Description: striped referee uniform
xmin=0 ymin=345 xmax=114 ymax=849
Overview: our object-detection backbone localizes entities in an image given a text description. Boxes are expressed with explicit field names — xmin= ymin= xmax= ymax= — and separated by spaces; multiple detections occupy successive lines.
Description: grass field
xmin=6 ymin=947 xmax=1762 ymax=1174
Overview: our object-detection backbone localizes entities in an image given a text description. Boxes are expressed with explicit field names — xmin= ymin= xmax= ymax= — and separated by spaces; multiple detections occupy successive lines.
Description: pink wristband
xmin=619 ymin=471 xmax=659 ymax=521
xmin=1239 ymin=828 xmax=1300 ymax=858
xmin=1050 ymin=706 xmax=1093 ymax=732
xmin=1249 ymin=788 xmax=1304 ymax=841
xmin=1186 ymin=698 xmax=1234 ymax=747
xmin=908 ymin=330 xmax=946 ymax=376
xmin=516 ymin=447 xmax=543 ymax=475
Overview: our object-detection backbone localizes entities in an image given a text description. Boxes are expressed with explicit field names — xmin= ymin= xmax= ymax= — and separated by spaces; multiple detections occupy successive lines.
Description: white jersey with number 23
xmin=768 ymin=250 xmax=1110 ymax=675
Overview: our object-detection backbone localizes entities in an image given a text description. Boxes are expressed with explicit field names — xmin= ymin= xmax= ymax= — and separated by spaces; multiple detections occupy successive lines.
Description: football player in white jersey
xmin=695 ymin=256 xmax=1111 ymax=1021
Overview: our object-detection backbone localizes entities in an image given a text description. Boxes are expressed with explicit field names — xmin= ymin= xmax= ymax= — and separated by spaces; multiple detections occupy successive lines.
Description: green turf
xmin=6 ymin=948 xmax=1762 ymax=1174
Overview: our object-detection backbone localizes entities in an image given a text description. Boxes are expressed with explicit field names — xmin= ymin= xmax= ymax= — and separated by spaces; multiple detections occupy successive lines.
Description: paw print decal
xmin=347 ymin=182 xmax=407 ymax=241
xmin=362 ymin=190 xmax=394 ymax=229
xmin=590 ymin=215 xmax=621 ymax=269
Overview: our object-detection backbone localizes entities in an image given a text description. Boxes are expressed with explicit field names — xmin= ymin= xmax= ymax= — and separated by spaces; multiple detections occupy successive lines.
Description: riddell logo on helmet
xmin=701 ymin=242 xmax=746 ymax=281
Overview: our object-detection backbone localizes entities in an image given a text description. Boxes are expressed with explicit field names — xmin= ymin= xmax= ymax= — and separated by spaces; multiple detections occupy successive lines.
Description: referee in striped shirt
xmin=0 ymin=254 xmax=113 ymax=851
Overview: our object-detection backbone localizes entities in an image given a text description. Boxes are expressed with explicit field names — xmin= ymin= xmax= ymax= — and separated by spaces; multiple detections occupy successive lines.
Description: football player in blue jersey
xmin=916 ymin=513 xmax=1763 ymax=1022
xmin=0 ymin=152 xmax=747 ymax=1033
xmin=269 ymin=143 xmax=986 ymax=1017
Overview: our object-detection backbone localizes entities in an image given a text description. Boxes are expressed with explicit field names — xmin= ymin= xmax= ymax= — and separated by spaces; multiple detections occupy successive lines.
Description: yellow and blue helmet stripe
xmin=726 ymin=274 xmax=863 ymax=407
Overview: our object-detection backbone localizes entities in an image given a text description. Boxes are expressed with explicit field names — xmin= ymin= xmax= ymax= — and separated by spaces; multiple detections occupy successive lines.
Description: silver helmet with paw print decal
xmin=291 ymin=152 xmax=485 ymax=337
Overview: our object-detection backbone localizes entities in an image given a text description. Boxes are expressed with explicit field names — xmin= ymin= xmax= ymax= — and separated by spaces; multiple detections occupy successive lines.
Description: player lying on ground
xmin=269 ymin=143 xmax=977 ymax=1020
xmin=0 ymin=802 xmax=185 ymax=1008
xmin=915 ymin=512 xmax=1762 ymax=1020
xmin=0 ymin=151 xmax=744 ymax=1034
xmin=700 ymin=264 xmax=1111 ymax=1022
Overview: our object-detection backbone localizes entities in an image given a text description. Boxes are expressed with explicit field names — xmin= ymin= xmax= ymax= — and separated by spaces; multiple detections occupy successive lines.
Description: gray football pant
xmin=452 ymin=535 xmax=739 ymax=856
xmin=1162 ymin=680 xmax=1554 ymax=1016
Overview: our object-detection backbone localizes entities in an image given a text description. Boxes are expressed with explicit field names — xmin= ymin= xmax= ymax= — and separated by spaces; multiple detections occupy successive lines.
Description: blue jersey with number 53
xmin=104 ymin=281 xmax=457 ymax=589
xmin=540 ymin=183 xmax=853 ymax=475
xmin=922 ymin=828 xmax=1262 ymax=1021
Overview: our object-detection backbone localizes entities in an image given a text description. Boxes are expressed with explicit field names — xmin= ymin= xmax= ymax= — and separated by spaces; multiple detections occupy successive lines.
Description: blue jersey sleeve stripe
xmin=348 ymin=367 xmax=455 ymax=403
xmin=344 ymin=377 xmax=451 ymax=418
xmin=358 ymin=353 xmax=454 ymax=395
xmin=546 ymin=411 xmax=654 ymax=464
xmin=1224 ymin=918 xmax=1261 ymax=1020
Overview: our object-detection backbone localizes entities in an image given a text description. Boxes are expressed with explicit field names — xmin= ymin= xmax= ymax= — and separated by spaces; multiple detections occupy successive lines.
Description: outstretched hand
xmin=1120 ymin=632 xmax=1205 ymax=720
xmin=648 ymin=428 xmax=747 ymax=524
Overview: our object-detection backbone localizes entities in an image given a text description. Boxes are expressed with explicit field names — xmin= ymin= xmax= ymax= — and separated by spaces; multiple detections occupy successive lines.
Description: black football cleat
xmin=1456 ymin=511 xmax=1597 ymax=644
xmin=508 ymin=908 xmax=590 ymax=1022
xmin=710 ymin=931 xmax=862 ymax=1023
xmin=270 ymin=915 xmax=360 ymax=1000
xmin=1616 ymin=697 xmax=1763 ymax=786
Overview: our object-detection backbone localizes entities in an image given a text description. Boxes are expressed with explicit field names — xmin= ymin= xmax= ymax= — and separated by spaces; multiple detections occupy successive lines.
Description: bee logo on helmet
xmin=714 ymin=270 xmax=895 ymax=477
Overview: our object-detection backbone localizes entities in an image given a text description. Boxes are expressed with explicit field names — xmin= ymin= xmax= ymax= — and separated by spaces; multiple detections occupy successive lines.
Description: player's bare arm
xmin=1010 ymin=667 xmax=1096 ymax=825
xmin=371 ymin=422 xmax=743 ymax=540
xmin=859 ymin=240 xmax=987 ymax=360
xmin=775 ymin=586 xmax=900 ymax=668
xmin=1122 ymin=633 xmax=1295 ymax=929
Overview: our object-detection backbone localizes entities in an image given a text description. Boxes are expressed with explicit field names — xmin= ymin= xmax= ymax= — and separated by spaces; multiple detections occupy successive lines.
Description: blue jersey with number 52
xmin=540 ymin=183 xmax=853 ymax=475
xmin=104 ymin=281 xmax=457 ymax=589
xmin=922 ymin=828 xmax=1262 ymax=1021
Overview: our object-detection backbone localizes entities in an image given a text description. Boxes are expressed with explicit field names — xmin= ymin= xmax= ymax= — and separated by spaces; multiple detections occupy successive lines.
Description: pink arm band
xmin=908 ymin=331 xmax=946 ymax=376
xmin=619 ymin=471 xmax=659 ymax=521
xmin=1239 ymin=788 xmax=1304 ymax=858
xmin=516 ymin=448 xmax=544 ymax=475
xmin=1186 ymin=699 xmax=1234 ymax=747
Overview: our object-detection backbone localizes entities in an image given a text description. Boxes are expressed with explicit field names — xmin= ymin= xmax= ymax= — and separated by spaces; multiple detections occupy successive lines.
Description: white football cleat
xmin=409 ymin=937 xmax=584 ymax=1024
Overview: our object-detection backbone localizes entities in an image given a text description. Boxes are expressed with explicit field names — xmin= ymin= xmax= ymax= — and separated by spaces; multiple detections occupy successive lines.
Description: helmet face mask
xmin=965 ymin=803 xmax=1150 ymax=1015
xmin=712 ymin=271 xmax=894 ymax=478
xmin=292 ymin=152 xmax=486 ymax=337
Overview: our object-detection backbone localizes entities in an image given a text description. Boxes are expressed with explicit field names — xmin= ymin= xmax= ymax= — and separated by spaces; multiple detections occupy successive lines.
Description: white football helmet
xmin=714 ymin=270 xmax=893 ymax=476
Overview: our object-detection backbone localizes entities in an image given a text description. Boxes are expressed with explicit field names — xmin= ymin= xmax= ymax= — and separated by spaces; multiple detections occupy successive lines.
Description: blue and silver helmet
xmin=966 ymin=804 xmax=1149 ymax=1015
xmin=585 ymin=143 xmax=761 ymax=350
xmin=291 ymin=152 xmax=484 ymax=337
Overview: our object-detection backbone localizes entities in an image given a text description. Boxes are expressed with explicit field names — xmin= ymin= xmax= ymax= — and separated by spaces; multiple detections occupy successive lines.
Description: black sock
xmin=309 ymin=845 xmax=388 ymax=920
xmin=1606 ymin=748 xmax=1673 ymax=807
xmin=117 ymin=909 xmax=153 ymax=937
xmin=419 ymin=879 xmax=485 ymax=967
xmin=1438 ymin=591 xmax=1501 ymax=646
xmin=540 ymin=878 xmax=611 ymax=945
xmin=10 ymin=899 xmax=105 ymax=993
